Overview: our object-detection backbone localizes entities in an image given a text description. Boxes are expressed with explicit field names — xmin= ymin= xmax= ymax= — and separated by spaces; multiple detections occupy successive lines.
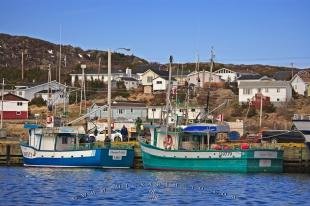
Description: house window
xmin=103 ymin=107 xmax=107 ymax=111
xmin=258 ymin=88 xmax=261 ymax=93
xmin=17 ymin=102 xmax=23 ymax=106
xmin=147 ymin=76 xmax=153 ymax=83
xmin=125 ymin=82 xmax=128 ymax=84
xmin=156 ymin=81 xmax=162 ymax=84
xmin=152 ymin=108 xmax=156 ymax=112
xmin=265 ymin=88 xmax=269 ymax=92
xmin=277 ymin=98 xmax=280 ymax=101
xmin=131 ymin=108 xmax=133 ymax=113
xmin=191 ymin=109 xmax=195 ymax=112
xmin=16 ymin=111 xmax=21 ymax=115
xmin=60 ymin=95 xmax=64 ymax=98
xmin=18 ymin=91 xmax=23 ymax=96
xmin=118 ymin=109 xmax=123 ymax=114
xmin=294 ymin=85 xmax=297 ymax=90
xmin=243 ymin=88 xmax=252 ymax=95
xmin=277 ymin=88 xmax=280 ymax=93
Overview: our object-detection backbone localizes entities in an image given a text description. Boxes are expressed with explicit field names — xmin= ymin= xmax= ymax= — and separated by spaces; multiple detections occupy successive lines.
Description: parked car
xmin=260 ymin=130 xmax=305 ymax=143
xmin=89 ymin=129 xmax=122 ymax=142
xmin=240 ymin=133 xmax=261 ymax=143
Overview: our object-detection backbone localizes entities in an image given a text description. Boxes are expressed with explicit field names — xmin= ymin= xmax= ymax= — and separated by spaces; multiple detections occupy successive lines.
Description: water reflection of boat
xmin=20 ymin=122 xmax=134 ymax=168
xmin=140 ymin=123 xmax=283 ymax=173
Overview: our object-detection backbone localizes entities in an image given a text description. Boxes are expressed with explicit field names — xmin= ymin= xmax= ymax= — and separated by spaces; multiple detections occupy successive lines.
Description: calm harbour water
xmin=0 ymin=167 xmax=309 ymax=206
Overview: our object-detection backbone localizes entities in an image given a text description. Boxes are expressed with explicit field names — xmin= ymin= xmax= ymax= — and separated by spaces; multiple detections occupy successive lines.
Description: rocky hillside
xmin=0 ymin=33 xmax=148 ymax=84
xmin=0 ymin=33 xmax=308 ymax=85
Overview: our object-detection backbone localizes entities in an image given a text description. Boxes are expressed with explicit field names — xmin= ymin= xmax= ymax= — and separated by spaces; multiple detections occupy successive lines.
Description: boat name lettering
xmin=219 ymin=152 xmax=233 ymax=157
xmin=109 ymin=150 xmax=127 ymax=156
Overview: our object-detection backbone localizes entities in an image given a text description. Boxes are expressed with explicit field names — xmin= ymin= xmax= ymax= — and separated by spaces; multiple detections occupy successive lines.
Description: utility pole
xmin=206 ymin=47 xmax=215 ymax=119
xmin=98 ymin=57 xmax=101 ymax=74
xmin=1 ymin=78 xmax=4 ymax=129
xmin=21 ymin=51 xmax=24 ymax=80
xmin=259 ymin=94 xmax=263 ymax=128
xmin=290 ymin=62 xmax=294 ymax=79
xmin=58 ymin=25 xmax=62 ymax=83
xmin=79 ymin=65 xmax=86 ymax=115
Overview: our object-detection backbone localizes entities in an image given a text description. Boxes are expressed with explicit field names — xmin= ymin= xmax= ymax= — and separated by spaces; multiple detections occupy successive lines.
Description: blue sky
xmin=1 ymin=0 xmax=310 ymax=68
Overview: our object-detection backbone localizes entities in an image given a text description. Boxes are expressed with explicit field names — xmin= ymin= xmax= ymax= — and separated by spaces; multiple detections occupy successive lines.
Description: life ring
xmin=46 ymin=116 xmax=53 ymax=124
xmin=163 ymin=135 xmax=173 ymax=150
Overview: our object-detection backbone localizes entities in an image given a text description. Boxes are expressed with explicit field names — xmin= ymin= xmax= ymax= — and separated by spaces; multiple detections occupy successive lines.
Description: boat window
xmin=62 ymin=137 xmax=68 ymax=144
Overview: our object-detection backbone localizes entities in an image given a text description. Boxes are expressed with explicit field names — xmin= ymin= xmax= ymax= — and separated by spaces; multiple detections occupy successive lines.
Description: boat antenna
xmin=47 ymin=64 xmax=53 ymax=112
xmin=175 ymin=63 xmax=179 ymax=129
xmin=205 ymin=47 xmax=215 ymax=120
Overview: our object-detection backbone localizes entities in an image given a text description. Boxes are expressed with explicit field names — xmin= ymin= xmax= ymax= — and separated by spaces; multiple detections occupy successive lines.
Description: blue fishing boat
xmin=20 ymin=122 xmax=134 ymax=168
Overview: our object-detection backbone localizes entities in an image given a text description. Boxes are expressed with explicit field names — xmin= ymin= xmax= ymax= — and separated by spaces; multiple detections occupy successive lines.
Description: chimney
xmin=126 ymin=67 xmax=132 ymax=77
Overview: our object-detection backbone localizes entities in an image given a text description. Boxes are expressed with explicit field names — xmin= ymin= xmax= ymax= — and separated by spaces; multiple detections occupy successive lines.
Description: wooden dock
xmin=1 ymin=139 xmax=309 ymax=173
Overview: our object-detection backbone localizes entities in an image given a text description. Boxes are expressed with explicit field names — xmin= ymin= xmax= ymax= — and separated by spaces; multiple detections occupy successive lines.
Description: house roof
xmin=15 ymin=80 xmax=66 ymax=91
xmin=239 ymin=80 xmax=291 ymax=88
xmin=141 ymin=68 xmax=169 ymax=77
xmin=36 ymin=89 xmax=60 ymax=94
xmin=273 ymin=71 xmax=292 ymax=81
xmin=93 ymin=101 xmax=146 ymax=108
xmin=153 ymin=76 xmax=177 ymax=81
xmin=237 ymin=74 xmax=263 ymax=80
xmin=187 ymin=70 xmax=220 ymax=77
xmin=119 ymin=77 xmax=138 ymax=81
xmin=214 ymin=68 xmax=238 ymax=73
xmin=0 ymin=93 xmax=29 ymax=101
xmin=297 ymin=71 xmax=310 ymax=83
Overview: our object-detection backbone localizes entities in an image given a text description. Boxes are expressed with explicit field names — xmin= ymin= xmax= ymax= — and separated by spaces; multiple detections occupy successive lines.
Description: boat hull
xmin=21 ymin=145 xmax=134 ymax=168
xmin=140 ymin=142 xmax=283 ymax=173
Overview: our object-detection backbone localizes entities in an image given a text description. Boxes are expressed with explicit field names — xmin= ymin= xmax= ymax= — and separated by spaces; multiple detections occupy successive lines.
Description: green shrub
xmin=29 ymin=96 xmax=46 ymax=106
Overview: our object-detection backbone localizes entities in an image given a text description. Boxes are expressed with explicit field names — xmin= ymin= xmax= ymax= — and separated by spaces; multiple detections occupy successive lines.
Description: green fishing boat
xmin=140 ymin=123 xmax=283 ymax=173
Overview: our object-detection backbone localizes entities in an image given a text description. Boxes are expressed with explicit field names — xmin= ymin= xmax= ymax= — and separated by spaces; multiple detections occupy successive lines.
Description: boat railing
xmin=70 ymin=142 xmax=134 ymax=150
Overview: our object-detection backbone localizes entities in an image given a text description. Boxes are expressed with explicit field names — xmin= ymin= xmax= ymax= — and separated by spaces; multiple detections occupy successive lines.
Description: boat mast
xmin=205 ymin=47 xmax=215 ymax=120
xmin=165 ymin=55 xmax=173 ymax=128
xmin=107 ymin=49 xmax=112 ymax=139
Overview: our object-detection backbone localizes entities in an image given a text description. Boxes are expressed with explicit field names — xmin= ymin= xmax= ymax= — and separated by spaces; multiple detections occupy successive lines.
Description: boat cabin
xmin=24 ymin=123 xmax=86 ymax=151
xmin=143 ymin=123 xmax=230 ymax=151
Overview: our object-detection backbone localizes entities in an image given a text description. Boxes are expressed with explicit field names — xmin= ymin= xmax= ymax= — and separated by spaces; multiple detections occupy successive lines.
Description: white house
xmin=152 ymin=76 xmax=177 ymax=91
xmin=117 ymin=77 xmax=139 ymax=90
xmin=87 ymin=101 xmax=147 ymax=121
xmin=147 ymin=106 xmax=205 ymax=121
xmin=14 ymin=81 xmax=68 ymax=105
xmin=187 ymin=71 xmax=223 ymax=87
xmin=70 ymin=68 xmax=138 ymax=86
xmin=291 ymin=71 xmax=310 ymax=96
xmin=214 ymin=68 xmax=240 ymax=82
xmin=140 ymin=69 xmax=169 ymax=93
xmin=0 ymin=93 xmax=29 ymax=119
xmin=238 ymin=80 xmax=292 ymax=105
